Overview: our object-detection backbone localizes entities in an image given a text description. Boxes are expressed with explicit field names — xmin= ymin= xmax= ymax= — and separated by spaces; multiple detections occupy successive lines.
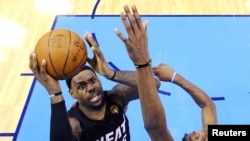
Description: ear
xmin=68 ymin=89 xmax=77 ymax=99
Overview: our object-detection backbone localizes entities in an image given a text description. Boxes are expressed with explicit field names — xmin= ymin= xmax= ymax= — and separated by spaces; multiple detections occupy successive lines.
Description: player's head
xmin=182 ymin=130 xmax=206 ymax=141
xmin=66 ymin=65 xmax=96 ymax=89
xmin=66 ymin=65 xmax=105 ymax=110
xmin=182 ymin=133 xmax=188 ymax=141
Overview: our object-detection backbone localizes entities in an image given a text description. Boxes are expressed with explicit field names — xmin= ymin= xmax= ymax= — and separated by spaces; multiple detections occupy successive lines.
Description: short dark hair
xmin=65 ymin=65 xmax=96 ymax=89
xmin=182 ymin=133 xmax=188 ymax=141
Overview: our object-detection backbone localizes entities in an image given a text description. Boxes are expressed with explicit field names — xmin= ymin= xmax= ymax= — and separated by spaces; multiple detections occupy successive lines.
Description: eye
xmin=89 ymin=77 xmax=97 ymax=84
xmin=78 ymin=82 xmax=87 ymax=89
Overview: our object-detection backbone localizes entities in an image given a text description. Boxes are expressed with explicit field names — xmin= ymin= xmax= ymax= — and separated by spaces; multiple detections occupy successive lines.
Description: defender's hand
xmin=152 ymin=63 xmax=175 ymax=82
xmin=115 ymin=5 xmax=150 ymax=65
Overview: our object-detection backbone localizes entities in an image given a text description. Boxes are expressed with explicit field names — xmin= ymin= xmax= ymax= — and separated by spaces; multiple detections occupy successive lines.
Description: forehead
xmin=72 ymin=70 xmax=96 ymax=83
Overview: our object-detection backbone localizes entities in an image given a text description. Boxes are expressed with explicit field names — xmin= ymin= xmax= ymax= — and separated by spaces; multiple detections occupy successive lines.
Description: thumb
xmin=143 ymin=20 xmax=149 ymax=31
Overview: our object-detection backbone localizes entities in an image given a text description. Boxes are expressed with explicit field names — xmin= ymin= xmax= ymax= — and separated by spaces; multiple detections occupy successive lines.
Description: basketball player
xmin=29 ymin=7 xmax=162 ymax=141
xmin=114 ymin=5 xmax=174 ymax=141
xmin=152 ymin=63 xmax=218 ymax=141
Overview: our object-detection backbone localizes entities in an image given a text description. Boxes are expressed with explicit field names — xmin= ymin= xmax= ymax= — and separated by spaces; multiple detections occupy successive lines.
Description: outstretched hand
xmin=84 ymin=32 xmax=114 ymax=79
xmin=29 ymin=52 xmax=61 ymax=94
xmin=114 ymin=5 xmax=150 ymax=65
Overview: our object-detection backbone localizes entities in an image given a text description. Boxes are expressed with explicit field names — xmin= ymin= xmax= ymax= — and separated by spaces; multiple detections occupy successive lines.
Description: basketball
xmin=34 ymin=29 xmax=87 ymax=80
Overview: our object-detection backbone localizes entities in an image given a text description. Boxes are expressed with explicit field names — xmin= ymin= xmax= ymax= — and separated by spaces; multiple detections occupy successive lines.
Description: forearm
xmin=174 ymin=73 xmax=217 ymax=128
xmin=136 ymin=66 xmax=167 ymax=136
xmin=50 ymin=94 xmax=64 ymax=104
xmin=111 ymin=70 xmax=160 ymax=88
xmin=173 ymin=73 xmax=214 ymax=108
xmin=50 ymin=101 xmax=74 ymax=141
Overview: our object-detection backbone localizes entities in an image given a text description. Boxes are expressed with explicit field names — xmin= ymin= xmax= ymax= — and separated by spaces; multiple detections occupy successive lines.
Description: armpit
xmin=69 ymin=117 xmax=82 ymax=138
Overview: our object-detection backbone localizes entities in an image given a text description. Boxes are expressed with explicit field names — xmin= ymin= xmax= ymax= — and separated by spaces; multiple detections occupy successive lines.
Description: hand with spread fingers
xmin=114 ymin=5 xmax=150 ymax=66
xmin=84 ymin=32 xmax=114 ymax=79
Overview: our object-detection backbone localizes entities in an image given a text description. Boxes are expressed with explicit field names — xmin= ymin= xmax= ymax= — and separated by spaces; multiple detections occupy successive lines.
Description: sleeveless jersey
xmin=68 ymin=91 xmax=130 ymax=141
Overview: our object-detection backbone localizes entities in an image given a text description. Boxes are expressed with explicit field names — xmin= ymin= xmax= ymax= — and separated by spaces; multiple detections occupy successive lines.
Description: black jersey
xmin=68 ymin=91 xmax=130 ymax=141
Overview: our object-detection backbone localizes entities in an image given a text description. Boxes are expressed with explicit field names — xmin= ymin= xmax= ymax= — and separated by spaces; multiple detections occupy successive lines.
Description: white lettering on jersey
xmin=96 ymin=114 xmax=127 ymax=141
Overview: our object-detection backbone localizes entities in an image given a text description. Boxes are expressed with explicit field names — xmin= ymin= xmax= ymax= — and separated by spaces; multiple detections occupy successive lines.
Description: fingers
xmin=142 ymin=20 xmax=149 ymax=31
xmin=116 ymin=5 xmax=145 ymax=42
xmin=114 ymin=28 xmax=127 ymax=43
xmin=85 ymin=32 xmax=104 ymax=59
xmin=84 ymin=32 xmax=91 ymax=47
xmin=29 ymin=52 xmax=39 ymax=74
xmin=123 ymin=5 xmax=138 ymax=34
xmin=152 ymin=66 xmax=159 ymax=74
xmin=119 ymin=11 xmax=135 ymax=40
xmin=131 ymin=5 xmax=143 ymax=30
xmin=120 ymin=5 xmax=143 ymax=39
xmin=39 ymin=59 xmax=48 ymax=79
xmin=29 ymin=52 xmax=34 ymax=70
xmin=84 ymin=32 xmax=98 ymax=48
xmin=29 ymin=52 xmax=50 ymax=79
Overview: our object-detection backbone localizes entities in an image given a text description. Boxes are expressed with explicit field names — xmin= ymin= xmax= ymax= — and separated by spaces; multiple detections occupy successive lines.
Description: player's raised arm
xmin=115 ymin=5 xmax=174 ymax=141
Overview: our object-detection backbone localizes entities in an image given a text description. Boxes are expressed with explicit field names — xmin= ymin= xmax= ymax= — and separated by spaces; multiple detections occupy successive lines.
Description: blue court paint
xmin=158 ymin=89 xmax=171 ymax=96
xmin=13 ymin=78 xmax=37 ymax=141
xmin=20 ymin=73 xmax=34 ymax=76
xmin=0 ymin=133 xmax=15 ymax=136
xmin=51 ymin=16 xmax=58 ymax=30
xmin=108 ymin=62 xmax=120 ymax=71
xmin=211 ymin=97 xmax=225 ymax=101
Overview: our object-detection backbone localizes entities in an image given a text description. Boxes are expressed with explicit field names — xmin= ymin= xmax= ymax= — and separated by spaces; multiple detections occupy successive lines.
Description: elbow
xmin=144 ymin=123 xmax=158 ymax=134
xmin=143 ymin=118 xmax=166 ymax=134
xmin=205 ymin=98 xmax=216 ymax=108
xmin=154 ymin=77 xmax=161 ymax=89
xmin=208 ymin=101 xmax=217 ymax=111
xmin=201 ymin=99 xmax=217 ymax=112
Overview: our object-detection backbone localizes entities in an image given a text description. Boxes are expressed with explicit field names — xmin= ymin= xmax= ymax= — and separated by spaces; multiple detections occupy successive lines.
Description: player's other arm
xmin=153 ymin=63 xmax=217 ymax=129
xmin=173 ymin=73 xmax=217 ymax=129
xmin=50 ymin=100 xmax=78 ymax=141
xmin=107 ymin=70 xmax=161 ymax=110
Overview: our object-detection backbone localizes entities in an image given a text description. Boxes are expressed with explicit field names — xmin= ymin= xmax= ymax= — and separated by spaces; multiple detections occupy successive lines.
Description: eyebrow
xmin=76 ymin=76 xmax=96 ymax=84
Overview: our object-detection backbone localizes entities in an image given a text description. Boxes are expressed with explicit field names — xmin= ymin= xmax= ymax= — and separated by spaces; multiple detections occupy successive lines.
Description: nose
xmin=86 ymin=82 xmax=95 ymax=92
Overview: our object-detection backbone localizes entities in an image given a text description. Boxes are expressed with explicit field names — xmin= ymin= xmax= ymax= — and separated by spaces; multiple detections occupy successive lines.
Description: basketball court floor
xmin=1 ymin=0 xmax=250 ymax=141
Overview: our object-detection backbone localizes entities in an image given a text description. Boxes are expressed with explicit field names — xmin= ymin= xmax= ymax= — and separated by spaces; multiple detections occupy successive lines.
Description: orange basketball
xmin=34 ymin=29 xmax=87 ymax=80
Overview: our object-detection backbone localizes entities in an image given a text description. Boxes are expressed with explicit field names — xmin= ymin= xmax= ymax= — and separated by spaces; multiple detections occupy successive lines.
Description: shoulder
xmin=105 ymin=90 xmax=126 ymax=110
xmin=106 ymin=84 xmax=139 ymax=108
xmin=67 ymin=102 xmax=78 ymax=114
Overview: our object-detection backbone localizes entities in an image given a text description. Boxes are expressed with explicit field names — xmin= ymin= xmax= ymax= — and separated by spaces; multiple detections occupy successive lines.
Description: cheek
xmin=77 ymin=95 xmax=89 ymax=106
xmin=73 ymin=90 xmax=87 ymax=99
xmin=69 ymin=90 xmax=77 ymax=99
xmin=96 ymin=80 xmax=102 ymax=88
